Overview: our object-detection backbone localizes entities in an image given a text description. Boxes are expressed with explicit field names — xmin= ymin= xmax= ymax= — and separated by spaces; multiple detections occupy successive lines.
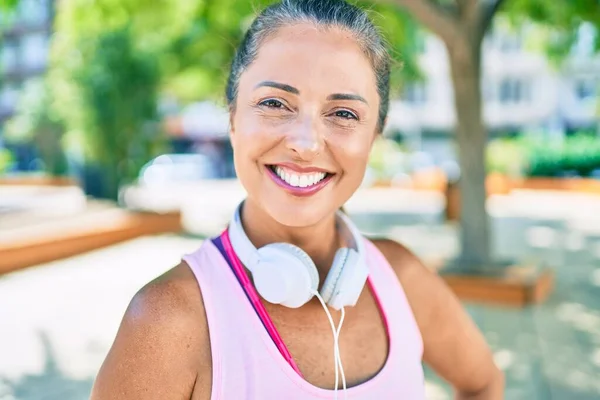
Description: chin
xmin=262 ymin=196 xmax=336 ymax=228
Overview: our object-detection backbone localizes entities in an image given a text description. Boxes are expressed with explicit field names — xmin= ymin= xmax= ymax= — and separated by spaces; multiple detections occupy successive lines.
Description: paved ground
xmin=0 ymin=228 xmax=599 ymax=400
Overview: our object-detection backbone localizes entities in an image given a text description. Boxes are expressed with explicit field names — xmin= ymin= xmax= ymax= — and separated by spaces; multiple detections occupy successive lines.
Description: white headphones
xmin=228 ymin=202 xmax=369 ymax=310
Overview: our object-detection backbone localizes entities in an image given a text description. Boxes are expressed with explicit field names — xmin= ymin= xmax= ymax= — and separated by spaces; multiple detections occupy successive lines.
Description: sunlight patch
xmin=592 ymin=269 xmax=600 ymax=287
xmin=592 ymin=348 xmax=600 ymax=367
xmin=493 ymin=349 xmax=515 ymax=370
xmin=424 ymin=381 xmax=450 ymax=400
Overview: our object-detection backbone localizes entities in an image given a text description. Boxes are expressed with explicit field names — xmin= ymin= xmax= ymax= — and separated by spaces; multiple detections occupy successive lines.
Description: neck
xmin=240 ymin=198 xmax=342 ymax=280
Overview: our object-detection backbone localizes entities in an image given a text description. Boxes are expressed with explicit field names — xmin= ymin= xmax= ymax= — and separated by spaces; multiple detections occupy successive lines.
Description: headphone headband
xmin=227 ymin=201 xmax=368 ymax=310
xmin=228 ymin=203 xmax=364 ymax=274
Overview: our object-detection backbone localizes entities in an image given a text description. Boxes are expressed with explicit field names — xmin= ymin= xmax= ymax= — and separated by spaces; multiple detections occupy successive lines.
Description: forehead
xmin=240 ymin=23 xmax=378 ymax=98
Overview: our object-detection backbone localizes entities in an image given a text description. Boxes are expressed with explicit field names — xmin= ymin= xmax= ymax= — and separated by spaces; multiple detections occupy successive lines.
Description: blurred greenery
xmin=47 ymin=0 xmax=421 ymax=103
xmin=0 ymin=0 xmax=17 ymax=12
xmin=368 ymin=136 xmax=409 ymax=181
xmin=487 ymin=133 xmax=600 ymax=178
xmin=4 ymin=78 xmax=69 ymax=176
xmin=507 ymin=0 xmax=600 ymax=46
xmin=40 ymin=0 xmax=420 ymax=199
xmin=504 ymin=0 xmax=600 ymax=65
xmin=73 ymin=24 xmax=165 ymax=199
xmin=2 ymin=0 xmax=599 ymax=201
xmin=0 ymin=148 xmax=13 ymax=173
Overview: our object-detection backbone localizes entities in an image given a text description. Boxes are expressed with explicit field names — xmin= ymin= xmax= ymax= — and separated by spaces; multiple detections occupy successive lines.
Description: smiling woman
xmin=90 ymin=1 xmax=504 ymax=399
xmin=228 ymin=19 xmax=383 ymax=228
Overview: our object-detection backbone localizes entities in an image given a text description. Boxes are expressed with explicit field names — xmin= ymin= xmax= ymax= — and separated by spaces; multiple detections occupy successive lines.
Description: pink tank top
xmin=182 ymin=237 xmax=426 ymax=399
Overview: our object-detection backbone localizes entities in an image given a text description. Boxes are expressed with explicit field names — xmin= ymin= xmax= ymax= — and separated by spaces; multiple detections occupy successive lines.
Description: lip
xmin=272 ymin=162 xmax=333 ymax=174
xmin=265 ymin=165 xmax=334 ymax=197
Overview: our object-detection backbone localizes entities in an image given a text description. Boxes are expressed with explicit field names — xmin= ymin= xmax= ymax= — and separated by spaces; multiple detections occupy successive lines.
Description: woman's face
xmin=230 ymin=23 xmax=380 ymax=227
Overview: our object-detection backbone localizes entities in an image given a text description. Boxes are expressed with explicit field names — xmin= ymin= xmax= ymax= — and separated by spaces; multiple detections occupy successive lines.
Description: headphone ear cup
xmin=254 ymin=243 xmax=319 ymax=308
xmin=323 ymin=248 xmax=367 ymax=310
xmin=321 ymin=248 xmax=348 ymax=306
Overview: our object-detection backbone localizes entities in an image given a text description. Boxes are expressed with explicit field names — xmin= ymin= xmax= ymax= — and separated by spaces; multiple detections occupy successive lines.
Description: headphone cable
xmin=312 ymin=291 xmax=348 ymax=400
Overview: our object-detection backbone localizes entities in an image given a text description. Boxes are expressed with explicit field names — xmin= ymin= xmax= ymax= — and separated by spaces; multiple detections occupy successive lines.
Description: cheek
xmin=232 ymin=115 xmax=269 ymax=159
xmin=329 ymin=133 xmax=374 ymax=171
xmin=231 ymin=112 xmax=284 ymax=179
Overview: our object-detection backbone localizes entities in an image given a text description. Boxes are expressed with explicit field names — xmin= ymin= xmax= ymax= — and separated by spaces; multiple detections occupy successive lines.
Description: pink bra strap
xmin=220 ymin=229 xmax=304 ymax=377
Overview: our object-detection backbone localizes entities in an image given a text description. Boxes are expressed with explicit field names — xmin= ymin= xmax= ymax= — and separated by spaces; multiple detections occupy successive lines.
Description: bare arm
xmin=90 ymin=264 xmax=212 ymax=400
xmin=373 ymin=239 xmax=504 ymax=399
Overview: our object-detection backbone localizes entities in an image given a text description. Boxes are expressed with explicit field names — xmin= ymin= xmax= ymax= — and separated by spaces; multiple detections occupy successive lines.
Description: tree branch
xmin=383 ymin=0 xmax=461 ymax=43
xmin=480 ymin=0 xmax=507 ymax=34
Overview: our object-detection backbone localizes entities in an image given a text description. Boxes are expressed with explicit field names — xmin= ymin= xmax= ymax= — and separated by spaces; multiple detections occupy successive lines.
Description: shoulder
xmin=368 ymin=237 xmax=441 ymax=336
xmin=369 ymin=237 xmax=415 ymax=266
xmin=368 ymin=236 xmax=461 ymax=332
xmin=127 ymin=261 xmax=206 ymax=332
xmin=368 ymin=237 xmax=503 ymax=396
xmin=369 ymin=237 xmax=429 ymax=285
xmin=91 ymin=262 xmax=211 ymax=399
xmin=126 ymin=262 xmax=209 ymax=350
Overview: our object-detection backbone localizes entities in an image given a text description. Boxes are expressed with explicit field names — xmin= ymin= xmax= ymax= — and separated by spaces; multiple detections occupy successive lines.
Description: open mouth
xmin=267 ymin=165 xmax=334 ymax=189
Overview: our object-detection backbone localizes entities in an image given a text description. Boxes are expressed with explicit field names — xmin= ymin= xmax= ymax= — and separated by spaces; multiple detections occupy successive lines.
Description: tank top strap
xmin=362 ymin=238 xmax=424 ymax=361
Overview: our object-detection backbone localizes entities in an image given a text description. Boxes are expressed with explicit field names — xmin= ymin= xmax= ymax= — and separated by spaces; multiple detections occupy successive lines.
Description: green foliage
xmin=486 ymin=137 xmax=527 ymax=177
xmin=50 ymin=0 xmax=421 ymax=107
xmin=0 ymin=147 xmax=14 ymax=173
xmin=4 ymin=78 xmax=69 ymax=176
xmin=487 ymin=133 xmax=600 ymax=178
xmin=503 ymin=0 xmax=600 ymax=64
xmin=47 ymin=0 xmax=276 ymax=177
xmin=40 ymin=0 xmax=599 ymax=199
xmin=0 ymin=0 xmax=17 ymax=10
xmin=358 ymin=2 xmax=425 ymax=92
xmin=507 ymin=0 xmax=600 ymax=37
xmin=368 ymin=136 xmax=409 ymax=181
xmin=74 ymin=25 xmax=165 ymax=198
xmin=158 ymin=0 xmax=279 ymax=102
xmin=43 ymin=0 xmax=422 ymax=199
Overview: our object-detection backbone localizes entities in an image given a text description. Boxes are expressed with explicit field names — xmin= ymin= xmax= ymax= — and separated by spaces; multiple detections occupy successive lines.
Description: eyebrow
xmin=255 ymin=81 xmax=299 ymax=94
xmin=255 ymin=80 xmax=368 ymax=104
xmin=326 ymin=93 xmax=368 ymax=104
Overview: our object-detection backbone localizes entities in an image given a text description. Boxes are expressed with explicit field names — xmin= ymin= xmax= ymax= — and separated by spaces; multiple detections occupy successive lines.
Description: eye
xmin=259 ymin=99 xmax=285 ymax=109
xmin=333 ymin=110 xmax=358 ymax=120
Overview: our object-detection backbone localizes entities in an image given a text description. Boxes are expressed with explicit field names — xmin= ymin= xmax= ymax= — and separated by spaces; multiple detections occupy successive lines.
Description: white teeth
xmin=274 ymin=166 xmax=327 ymax=188
xmin=299 ymin=175 xmax=309 ymax=187
xmin=290 ymin=174 xmax=300 ymax=186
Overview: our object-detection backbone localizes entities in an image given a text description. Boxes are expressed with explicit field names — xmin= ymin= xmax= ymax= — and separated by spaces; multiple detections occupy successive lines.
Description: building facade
xmin=0 ymin=0 xmax=54 ymax=129
xmin=0 ymin=4 xmax=598 ymax=146
xmin=387 ymin=23 xmax=600 ymax=137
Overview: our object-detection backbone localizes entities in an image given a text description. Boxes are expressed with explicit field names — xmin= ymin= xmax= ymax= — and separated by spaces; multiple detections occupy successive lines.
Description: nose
xmin=285 ymin=116 xmax=324 ymax=160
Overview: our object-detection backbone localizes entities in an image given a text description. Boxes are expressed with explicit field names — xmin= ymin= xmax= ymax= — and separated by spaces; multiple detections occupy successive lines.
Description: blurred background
xmin=0 ymin=0 xmax=599 ymax=399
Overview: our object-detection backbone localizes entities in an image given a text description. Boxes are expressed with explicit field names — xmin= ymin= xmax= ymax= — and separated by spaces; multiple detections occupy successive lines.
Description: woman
xmin=91 ymin=0 xmax=504 ymax=398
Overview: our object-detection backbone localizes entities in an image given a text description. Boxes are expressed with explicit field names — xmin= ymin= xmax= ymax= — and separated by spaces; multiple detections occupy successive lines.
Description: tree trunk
xmin=447 ymin=39 xmax=491 ymax=269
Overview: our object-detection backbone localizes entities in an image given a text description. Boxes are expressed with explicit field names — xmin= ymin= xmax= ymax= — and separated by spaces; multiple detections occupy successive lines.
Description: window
xmin=573 ymin=23 xmax=596 ymax=58
xmin=482 ymin=80 xmax=494 ymax=102
xmin=17 ymin=0 xmax=50 ymax=25
xmin=498 ymin=35 xmax=521 ymax=53
xmin=401 ymin=83 xmax=428 ymax=105
xmin=575 ymin=78 xmax=597 ymax=101
xmin=0 ymin=84 xmax=21 ymax=109
xmin=489 ymin=29 xmax=522 ymax=53
xmin=20 ymin=33 xmax=49 ymax=69
xmin=1 ymin=41 xmax=19 ymax=73
xmin=499 ymin=78 xmax=530 ymax=104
